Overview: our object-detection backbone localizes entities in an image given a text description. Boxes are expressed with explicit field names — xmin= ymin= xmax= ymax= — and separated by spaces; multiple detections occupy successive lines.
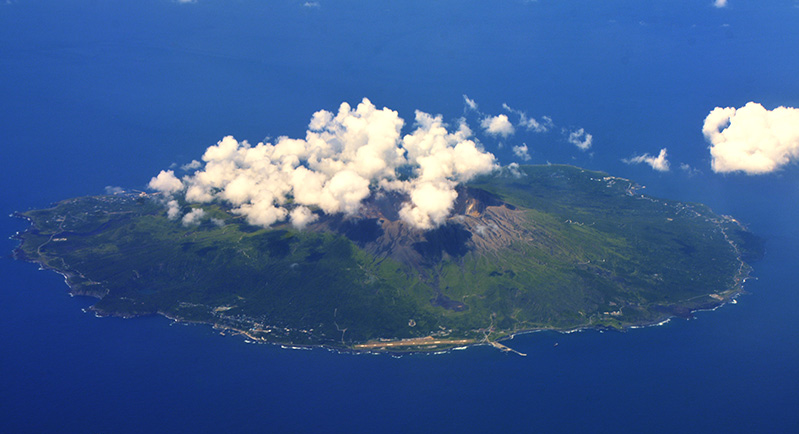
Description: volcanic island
xmin=13 ymin=165 xmax=762 ymax=353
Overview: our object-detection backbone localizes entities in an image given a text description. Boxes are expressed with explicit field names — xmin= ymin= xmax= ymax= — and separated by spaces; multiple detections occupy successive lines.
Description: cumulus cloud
xmin=567 ymin=128 xmax=593 ymax=150
xmin=166 ymin=200 xmax=181 ymax=220
xmin=398 ymin=111 xmax=497 ymax=228
xmin=512 ymin=144 xmax=532 ymax=161
xmin=182 ymin=208 xmax=205 ymax=226
xmin=623 ymin=148 xmax=670 ymax=172
xmin=713 ymin=0 xmax=728 ymax=8
xmin=290 ymin=206 xmax=318 ymax=229
xmin=502 ymin=103 xmax=552 ymax=133
xmin=502 ymin=162 xmax=525 ymax=178
xmin=702 ymin=102 xmax=799 ymax=174
xmin=481 ymin=114 xmax=515 ymax=137
xmin=148 ymin=99 xmax=497 ymax=230
xmin=399 ymin=181 xmax=459 ymax=229
xmin=149 ymin=170 xmax=183 ymax=194
xmin=466 ymin=98 xmax=555 ymax=138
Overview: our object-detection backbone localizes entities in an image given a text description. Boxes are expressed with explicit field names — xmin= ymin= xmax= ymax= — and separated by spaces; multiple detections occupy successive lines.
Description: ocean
xmin=1 ymin=1 xmax=798 ymax=432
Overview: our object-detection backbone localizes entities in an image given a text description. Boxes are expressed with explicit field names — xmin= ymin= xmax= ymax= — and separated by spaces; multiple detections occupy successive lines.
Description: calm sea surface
xmin=2 ymin=1 xmax=797 ymax=432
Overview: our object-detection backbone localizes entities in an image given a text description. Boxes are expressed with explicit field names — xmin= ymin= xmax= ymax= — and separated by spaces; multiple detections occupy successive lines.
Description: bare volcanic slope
xmin=14 ymin=165 xmax=762 ymax=351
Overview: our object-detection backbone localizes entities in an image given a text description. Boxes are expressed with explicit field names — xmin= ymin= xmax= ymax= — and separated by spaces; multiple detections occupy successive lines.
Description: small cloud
xmin=481 ymin=114 xmax=515 ymax=137
xmin=512 ymin=144 xmax=532 ymax=161
xmin=713 ymin=0 xmax=728 ymax=8
xmin=463 ymin=95 xmax=479 ymax=111
xmin=105 ymin=186 xmax=125 ymax=195
xmin=289 ymin=206 xmax=318 ymax=229
xmin=502 ymin=162 xmax=525 ymax=178
xmin=567 ymin=128 xmax=593 ymax=150
xmin=680 ymin=163 xmax=701 ymax=177
xmin=166 ymin=200 xmax=181 ymax=220
xmin=502 ymin=103 xmax=552 ymax=133
xmin=703 ymin=102 xmax=799 ymax=174
xmin=176 ymin=0 xmax=196 ymax=4
xmin=181 ymin=160 xmax=202 ymax=171
xmin=182 ymin=208 xmax=205 ymax=226
xmin=623 ymin=148 xmax=670 ymax=172
xmin=303 ymin=1 xmax=320 ymax=8
xmin=149 ymin=170 xmax=184 ymax=194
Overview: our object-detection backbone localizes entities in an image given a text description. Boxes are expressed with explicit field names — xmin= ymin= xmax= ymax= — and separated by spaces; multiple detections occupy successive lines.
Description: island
xmin=13 ymin=165 xmax=762 ymax=353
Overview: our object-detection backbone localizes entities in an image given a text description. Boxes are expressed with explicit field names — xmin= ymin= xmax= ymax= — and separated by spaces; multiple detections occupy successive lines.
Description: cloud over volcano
xmin=149 ymin=99 xmax=497 ymax=230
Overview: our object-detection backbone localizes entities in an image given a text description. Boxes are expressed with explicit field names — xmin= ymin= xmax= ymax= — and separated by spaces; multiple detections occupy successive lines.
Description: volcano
xmin=14 ymin=165 xmax=762 ymax=351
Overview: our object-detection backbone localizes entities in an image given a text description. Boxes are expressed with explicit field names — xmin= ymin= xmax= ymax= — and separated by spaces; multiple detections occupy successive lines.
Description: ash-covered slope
xmin=313 ymin=185 xmax=531 ymax=272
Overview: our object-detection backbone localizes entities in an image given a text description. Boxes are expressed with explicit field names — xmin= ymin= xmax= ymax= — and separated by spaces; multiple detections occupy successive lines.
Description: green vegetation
xmin=14 ymin=165 xmax=761 ymax=350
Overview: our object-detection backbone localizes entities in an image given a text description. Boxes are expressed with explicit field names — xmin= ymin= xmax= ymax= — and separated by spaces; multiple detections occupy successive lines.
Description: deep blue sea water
xmin=2 ymin=1 xmax=798 ymax=433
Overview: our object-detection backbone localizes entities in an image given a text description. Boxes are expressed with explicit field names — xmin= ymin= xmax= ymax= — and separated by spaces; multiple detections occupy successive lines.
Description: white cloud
xmin=150 ymin=99 xmax=497 ymax=230
xmin=289 ymin=206 xmax=318 ymax=229
xmin=703 ymin=102 xmax=799 ymax=175
xmin=303 ymin=2 xmax=320 ymax=7
xmin=182 ymin=208 xmax=205 ymax=226
xmin=399 ymin=181 xmax=459 ymax=229
xmin=398 ymin=110 xmax=498 ymax=228
xmin=105 ymin=186 xmax=125 ymax=195
xmin=166 ymin=200 xmax=181 ymax=220
xmin=713 ymin=0 xmax=728 ymax=8
xmin=463 ymin=95 xmax=479 ymax=111
xmin=522 ymin=115 xmax=553 ymax=133
xmin=567 ymin=128 xmax=593 ymax=150
xmin=502 ymin=103 xmax=552 ymax=133
xmin=512 ymin=144 xmax=531 ymax=161
xmin=481 ymin=114 xmax=515 ymax=137
xmin=503 ymin=162 xmax=525 ymax=178
xmin=176 ymin=0 xmax=196 ymax=4
xmin=317 ymin=170 xmax=371 ymax=215
xmin=680 ymin=163 xmax=701 ymax=177
xmin=623 ymin=148 xmax=670 ymax=172
xmin=149 ymin=170 xmax=184 ymax=194
xmin=181 ymin=160 xmax=202 ymax=171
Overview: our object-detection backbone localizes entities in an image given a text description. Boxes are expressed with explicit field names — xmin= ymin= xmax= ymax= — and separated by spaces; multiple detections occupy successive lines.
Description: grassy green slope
xmin=465 ymin=165 xmax=750 ymax=330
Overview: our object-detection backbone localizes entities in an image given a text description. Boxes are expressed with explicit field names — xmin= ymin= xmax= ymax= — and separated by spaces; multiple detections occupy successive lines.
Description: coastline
xmin=10 ymin=200 xmax=758 ymax=355
xmin=13 ymin=241 xmax=753 ymax=355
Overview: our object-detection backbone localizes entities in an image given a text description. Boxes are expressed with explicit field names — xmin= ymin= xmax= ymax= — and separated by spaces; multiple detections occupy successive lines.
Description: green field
xmin=14 ymin=165 xmax=762 ymax=350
